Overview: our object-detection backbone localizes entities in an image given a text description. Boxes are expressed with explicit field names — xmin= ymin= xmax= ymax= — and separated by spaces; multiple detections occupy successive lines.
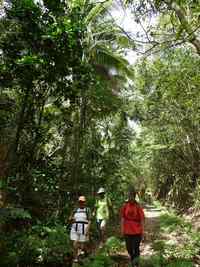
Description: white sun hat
xmin=97 ymin=187 xmax=105 ymax=194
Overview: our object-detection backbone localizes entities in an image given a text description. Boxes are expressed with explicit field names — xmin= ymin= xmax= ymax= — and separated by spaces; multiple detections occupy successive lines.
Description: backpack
xmin=123 ymin=202 xmax=141 ymax=223
xmin=66 ymin=207 xmax=90 ymax=231
xmin=73 ymin=207 xmax=90 ymax=221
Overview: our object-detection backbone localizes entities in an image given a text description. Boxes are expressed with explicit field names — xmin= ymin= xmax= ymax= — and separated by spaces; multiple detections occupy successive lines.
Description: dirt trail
xmin=142 ymin=205 xmax=162 ymax=256
xmin=110 ymin=205 xmax=163 ymax=266
xmin=73 ymin=205 xmax=199 ymax=266
xmin=111 ymin=205 xmax=200 ymax=267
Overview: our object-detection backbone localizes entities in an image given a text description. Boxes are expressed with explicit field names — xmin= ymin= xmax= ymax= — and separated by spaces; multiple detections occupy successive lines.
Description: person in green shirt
xmin=94 ymin=187 xmax=111 ymax=246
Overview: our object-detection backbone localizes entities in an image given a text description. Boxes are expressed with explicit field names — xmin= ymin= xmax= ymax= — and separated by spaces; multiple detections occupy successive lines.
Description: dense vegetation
xmin=0 ymin=0 xmax=200 ymax=266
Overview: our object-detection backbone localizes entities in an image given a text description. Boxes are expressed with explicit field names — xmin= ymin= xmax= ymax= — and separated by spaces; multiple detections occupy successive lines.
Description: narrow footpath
xmin=110 ymin=205 xmax=162 ymax=267
xmin=110 ymin=205 xmax=199 ymax=267
xmin=73 ymin=205 xmax=199 ymax=267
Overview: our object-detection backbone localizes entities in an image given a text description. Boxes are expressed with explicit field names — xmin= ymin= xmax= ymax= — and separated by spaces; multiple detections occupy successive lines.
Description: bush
xmin=83 ymin=253 xmax=113 ymax=267
xmin=158 ymin=211 xmax=200 ymax=259
xmin=140 ymin=255 xmax=166 ymax=267
xmin=166 ymin=259 xmax=194 ymax=267
xmin=0 ymin=224 xmax=72 ymax=266
xmin=104 ymin=236 xmax=125 ymax=254
xmin=44 ymin=225 xmax=72 ymax=264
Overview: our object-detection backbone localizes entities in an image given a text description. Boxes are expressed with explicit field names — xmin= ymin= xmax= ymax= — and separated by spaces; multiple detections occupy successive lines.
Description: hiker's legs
xmin=96 ymin=219 xmax=102 ymax=241
xmin=70 ymin=230 xmax=79 ymax=261
xmin=79 ymin=242 xmax=86 ymax=255
xmin=125 ymin=235 xmax=142 ymax=267
xmin=97 ymin=219 xmax=106 ymax=245
xmin=97 ymin=219 xmax=107 ymax=247
xmin=131 ymin=235 xmax=142 ymax=267
xmin=100 ymin=219 xmax=106 ymax=243
xmin=125 ymin=235 xmax=134 ymax=260
xmin=71 ymin=231 xmax=86 ymax=261
xmin=73 ymin=240 xmax=79 ymax=260
xmin=73 ymin=241 xmax=87 ymax=261
xmin=78 ymin=231 xmax=89 ymax=255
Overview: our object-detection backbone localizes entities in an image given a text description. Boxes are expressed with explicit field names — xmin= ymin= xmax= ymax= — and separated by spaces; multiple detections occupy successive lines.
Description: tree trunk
xmin=71 ymin=91 xmax=87 ymax=195
xmin=0 ymin=144 xmax=8 ymax=207
xmin=8 ymin=86 xmax=30 ymax=175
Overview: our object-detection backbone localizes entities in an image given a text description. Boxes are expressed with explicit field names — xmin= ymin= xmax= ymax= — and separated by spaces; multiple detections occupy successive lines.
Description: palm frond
xmin=91 ymin=45 xmax=134 ymax=78
xmin=84 ymin=0 xmax=112 ymax=24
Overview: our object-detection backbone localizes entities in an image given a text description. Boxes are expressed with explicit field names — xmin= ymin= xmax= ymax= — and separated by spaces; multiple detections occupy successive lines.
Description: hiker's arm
xmin=107 ymin=197 xmax=114 ymax=216
xmin=120 ymin=218 xmax=124 ymax=236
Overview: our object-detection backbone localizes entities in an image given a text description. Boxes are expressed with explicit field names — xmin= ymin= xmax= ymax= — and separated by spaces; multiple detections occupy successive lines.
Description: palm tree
xmin=86 ymin=0 xmax=134 ymax=79
xmin=67 ymin=0 xmax=135 ymax=192
xmin=70 ymin=0 xmax=134 ymax=82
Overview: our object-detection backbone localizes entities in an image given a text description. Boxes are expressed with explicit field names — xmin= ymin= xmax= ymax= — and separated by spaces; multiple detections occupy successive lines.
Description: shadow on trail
xmin=142 ymin=205 xmax=162 ymax=255
xmin=109 ymin=205 xmax=163 ymax=267
xmin=110 ymin=205 xmax=198 ymax=267
xmin=74 ymin=205 xmax=198 ymax=267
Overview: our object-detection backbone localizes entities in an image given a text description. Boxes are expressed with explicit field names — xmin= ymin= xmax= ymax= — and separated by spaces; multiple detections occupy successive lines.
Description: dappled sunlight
xmin=1 ymin=0 xmax=200 ymax=266
xmin=107 ymin=205 xmax=199 ymax=266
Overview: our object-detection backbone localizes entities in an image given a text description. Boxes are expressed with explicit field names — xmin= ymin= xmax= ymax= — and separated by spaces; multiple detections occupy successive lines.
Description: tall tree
xmin=123 ymin=0 xmax=200 ymax=56
xmin=133 ymin=48 xmax=200 ymax=207
xmin=0 ymin=0 xmax=135 ymax=215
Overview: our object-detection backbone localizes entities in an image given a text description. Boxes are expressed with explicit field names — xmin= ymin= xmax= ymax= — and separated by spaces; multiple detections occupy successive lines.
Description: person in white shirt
xmin=69 ymin=196 xmax=91 ymax=263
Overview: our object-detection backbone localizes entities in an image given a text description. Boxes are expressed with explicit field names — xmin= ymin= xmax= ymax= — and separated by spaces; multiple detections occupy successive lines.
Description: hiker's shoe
xmin=80 ymin=250 xmax=85 ymax=255
xmin=99 ymin=242 xmax=104 ymax=249
xmin=73 ymin=258 xmax=79 ymax=263
xmin=78 ymin=250 xmax=85 ymax=257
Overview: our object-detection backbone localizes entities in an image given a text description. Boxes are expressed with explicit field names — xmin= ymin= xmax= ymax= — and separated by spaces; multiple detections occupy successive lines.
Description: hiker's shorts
xmin=70 ymin=228 xmax=88 ymax=242
xmin=97 ymin=219 xmax=106 ymax=229
xmin=70 ymin=223 xmax=89 ymax=242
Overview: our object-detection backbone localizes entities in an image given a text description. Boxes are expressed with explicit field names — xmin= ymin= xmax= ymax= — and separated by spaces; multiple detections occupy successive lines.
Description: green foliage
xmin=0 ymin=224 xmax=72 ymax=266
xmin=104 ymin=236 xmax=125 ymax=254
xmin=153 ymin=210 xmax=200 ymax=260
xmin=0 ymin=0 xmax=134 ymax=219
xmin=84 ymin=0 xmax=112 ymax=24
xmin=152 ymin=240 xmax=166 ymax=252
xmin=140 ymin=255 xmax=166 ymax=267
xmin=139 ymin=256 xmax=193 ymax=267
xmin=9 ymin=208 xmax=32 ymax=220
xmin=159 ymin=212 xmax=190 ymax=232
xmin=83 ymin=253 xmax=113 ymax=267
xmin=133 ymin=48 xmax=200 ymax=208
xmin=125 ymin=0 xmax=200 ymax=55
xmin=193 ymin=181 xmax=200 ymax=209
xmin=44 ymin=225 xmax=72 ymax=264
xmin=0 ymin=207 xmax=31 ymax=225
xmin=166 ymin=260 xmax=194 ymax=267
xmin=0 ymin=3 xmax=137 ymax=267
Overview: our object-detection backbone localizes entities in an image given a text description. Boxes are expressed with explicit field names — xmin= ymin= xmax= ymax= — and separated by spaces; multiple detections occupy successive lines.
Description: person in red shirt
xmin=120 ymin=188 xmax=145 ymax=267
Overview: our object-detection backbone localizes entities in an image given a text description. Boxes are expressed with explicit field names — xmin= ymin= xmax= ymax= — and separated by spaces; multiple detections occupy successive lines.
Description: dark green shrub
xmin=44 ymin=225 xmax=72 ymax=264
xmin=166 ymin=259 xmax=194 ymax=267
xmin=83 ymin=253 xmax=113 ymax=267
xmin=0 ymin=223 xmax=72 ymax=266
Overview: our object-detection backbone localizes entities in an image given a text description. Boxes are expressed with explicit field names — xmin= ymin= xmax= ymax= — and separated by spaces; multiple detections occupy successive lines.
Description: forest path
xmin=142 ymin=204 xmax=162 ymax=256
xmin=110 ymin=205 xmax=200 ymax=267
xmin=74 ymin=205 xmax=199 ymax=266
xmin=110 ymin=204 xmax=163 ymax=266
xmin=72 ymin=205 xmax=162 ymax=267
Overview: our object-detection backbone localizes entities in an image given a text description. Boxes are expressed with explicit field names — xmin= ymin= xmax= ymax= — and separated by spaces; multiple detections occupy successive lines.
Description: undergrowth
xmin=85 ymin=207 xmax=199 ymax=267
